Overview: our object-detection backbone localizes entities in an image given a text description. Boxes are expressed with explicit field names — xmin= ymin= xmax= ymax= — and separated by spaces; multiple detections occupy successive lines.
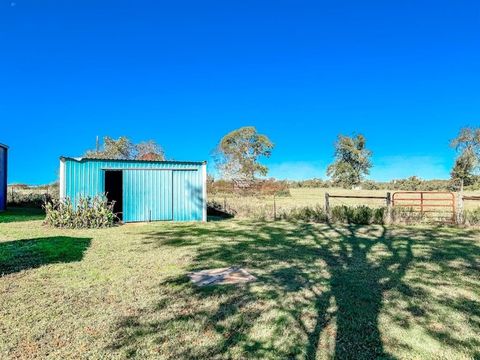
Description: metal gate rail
xmin=392 ymin=191 xmax=455 ymax=222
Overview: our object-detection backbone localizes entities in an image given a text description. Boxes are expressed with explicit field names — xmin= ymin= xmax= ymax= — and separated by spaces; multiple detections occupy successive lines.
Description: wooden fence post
xmin=386 ymin=192 xmax=392 ymax=224
xmin=457 ymin=191 xmax=464 ymax=225
xmin=325 ymin=192 xmax=331 ymax=219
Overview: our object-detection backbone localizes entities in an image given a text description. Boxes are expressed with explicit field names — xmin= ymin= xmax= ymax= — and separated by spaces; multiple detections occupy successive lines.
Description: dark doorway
xmin=105 ymin=170 xmax=123 ymax=220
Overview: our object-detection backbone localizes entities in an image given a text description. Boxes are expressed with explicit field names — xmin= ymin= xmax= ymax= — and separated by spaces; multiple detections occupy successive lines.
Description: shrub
xmin=330 ymin=205 xmax=355 ymax=223
xmin=373 ymin=207 xmax=386 ymax=225
xmin=44 ymin=196 xmax=118 ymax=228
xmin=464 ymin=208 xmax=480 ymax=226
xmin=280 ymin=205 xmax=328 ymax=223
xmin=8 ymin=192 xmax=52 ymax=208
xmin=330 ymin=205 xmax=385 ymax=225
xmin=7 ymin=184 xmax=59 ymax=208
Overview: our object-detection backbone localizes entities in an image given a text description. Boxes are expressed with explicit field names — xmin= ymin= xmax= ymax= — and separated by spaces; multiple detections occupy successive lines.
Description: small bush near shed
xmin=44 ymin=196 xmax=118 ymax=228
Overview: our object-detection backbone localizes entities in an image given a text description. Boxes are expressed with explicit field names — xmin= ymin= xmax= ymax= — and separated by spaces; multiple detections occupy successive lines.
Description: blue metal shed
xmin=0 ymin=143 xmax=7 ymax=212
xmin=59 ymin=157 xmax=207 ymax=222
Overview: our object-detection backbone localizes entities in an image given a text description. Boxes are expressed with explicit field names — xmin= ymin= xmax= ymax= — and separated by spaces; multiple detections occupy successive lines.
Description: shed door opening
xmin=105 ymin=170 xmax=123 ymax=220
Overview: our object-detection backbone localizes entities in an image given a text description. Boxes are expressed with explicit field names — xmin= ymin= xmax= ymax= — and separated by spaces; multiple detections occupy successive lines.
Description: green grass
xmin=0 ymin=207 xmax=45 ymax=223
xmin=0 ymin=209 xmax=479 ymax=359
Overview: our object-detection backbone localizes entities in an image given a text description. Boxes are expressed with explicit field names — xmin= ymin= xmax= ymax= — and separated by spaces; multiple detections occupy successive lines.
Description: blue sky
xmin=1 ymin=0 xmax=479 ymax=184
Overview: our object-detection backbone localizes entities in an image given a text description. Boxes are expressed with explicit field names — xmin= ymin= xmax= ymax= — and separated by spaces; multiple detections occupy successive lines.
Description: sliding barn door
xmin=173 ymin=170 xmax=202 ymax=221
xmin=123 ymin=170 xmax=173 ymax=222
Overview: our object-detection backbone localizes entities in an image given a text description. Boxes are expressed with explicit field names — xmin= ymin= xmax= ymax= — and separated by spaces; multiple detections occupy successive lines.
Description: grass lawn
xmin=0 ymin=209 xmax=479 ymax=359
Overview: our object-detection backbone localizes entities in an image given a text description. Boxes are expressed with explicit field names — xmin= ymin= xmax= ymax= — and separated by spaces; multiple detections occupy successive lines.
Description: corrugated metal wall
xmin=123 ymin=169 xmax=173 ymax=222
xmin=0 ymin=146 xmax=7 ymax=211
xmin=173 ymin=170 xmax=203 ymax=221
xmin=61 ymin=158 xmax=206 ymax=222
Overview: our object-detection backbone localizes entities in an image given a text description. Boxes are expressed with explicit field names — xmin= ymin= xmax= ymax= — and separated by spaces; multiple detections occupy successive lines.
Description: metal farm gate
xmin=392 ymin=191 xmax=456 ymax=223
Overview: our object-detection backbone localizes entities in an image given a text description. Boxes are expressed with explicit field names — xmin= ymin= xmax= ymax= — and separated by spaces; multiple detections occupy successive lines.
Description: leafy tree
xmin=136 ymin=140 xmax=165 ymax=161
xmin=327 ymin=134 xmax=372 ymax=188
xmin=214 ymin=126 xmax=274 ymax=181
xmin=393 ymin=176 xmax=423 ymax=191
xmin=85 ymin=136 xmax=165 ymax=160
xmin=450 ymin=127 xmax=480 ymax=189
xmin=451 ymin=152 xmax=477 ymax=188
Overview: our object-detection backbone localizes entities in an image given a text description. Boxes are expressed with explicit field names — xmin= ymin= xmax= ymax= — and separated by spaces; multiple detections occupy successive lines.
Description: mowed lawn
xmin=1 ymin=209 xmax=479 ymax=359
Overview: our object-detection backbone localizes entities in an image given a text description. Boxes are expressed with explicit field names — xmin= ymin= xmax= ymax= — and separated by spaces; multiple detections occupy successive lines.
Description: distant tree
xmin=450 ymin=127 xmax=480 ymax=189
xmin=327 ymin=134 xmax=372 ymax=188
xmin=393 ymin=176 xmax=423 ymax=191
xmin=85 ymin=136 xmax=165 ymax=160
xmin=214 ymin=126 xmax=274 ymax=182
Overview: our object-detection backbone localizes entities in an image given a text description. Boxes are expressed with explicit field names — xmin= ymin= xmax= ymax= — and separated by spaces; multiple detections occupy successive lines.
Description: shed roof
xmin=60 ymin=156 xmax=206 ymax=165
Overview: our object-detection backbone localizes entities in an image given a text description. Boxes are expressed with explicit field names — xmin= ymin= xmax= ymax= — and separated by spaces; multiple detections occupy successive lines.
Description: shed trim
xmin=60 ymin=156 xmax=206 ymax=165
xmin=100 ymin=168 xmax=199 ymax=171
xmin=202 ymin=163 xmax=207 ymax=222
xmin=59 ymin=158 xmax=66 ymax=200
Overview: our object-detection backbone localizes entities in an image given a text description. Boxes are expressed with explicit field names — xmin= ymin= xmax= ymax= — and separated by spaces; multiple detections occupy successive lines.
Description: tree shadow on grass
xmin=108 ymin=222 xmax=479 ymax=359
xmin=0 ymin=236 xmax=91 ymax=276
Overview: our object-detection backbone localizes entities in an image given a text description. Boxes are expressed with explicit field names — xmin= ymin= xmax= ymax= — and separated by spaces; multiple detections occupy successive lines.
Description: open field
xmin=1 ymin=209 xmax=479 ymax=359
xmin=210 ymin=188 xmax=480 ymax=219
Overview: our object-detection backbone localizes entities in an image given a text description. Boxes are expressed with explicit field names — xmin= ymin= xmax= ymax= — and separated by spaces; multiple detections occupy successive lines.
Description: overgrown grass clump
xmin=464 ymin=208 xmax=480 ymax=226
xmin=44 ymin=196 xmax=117 ymax=228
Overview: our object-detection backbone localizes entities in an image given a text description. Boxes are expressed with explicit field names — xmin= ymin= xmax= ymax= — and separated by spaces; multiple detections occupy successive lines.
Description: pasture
xmin=1 ymin=208 xmax=479 ymax=359
xmin=210 ymin=187 xmax=480 ymax=220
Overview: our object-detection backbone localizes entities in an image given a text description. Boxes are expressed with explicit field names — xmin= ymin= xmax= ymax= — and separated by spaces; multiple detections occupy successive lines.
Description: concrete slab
xmin=188 ymin=266 xmax=256 ymax=286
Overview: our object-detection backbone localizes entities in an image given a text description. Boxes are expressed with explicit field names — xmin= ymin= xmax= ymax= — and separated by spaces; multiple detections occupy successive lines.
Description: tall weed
xmin=44 ymin=196 xmax=117 ymax=228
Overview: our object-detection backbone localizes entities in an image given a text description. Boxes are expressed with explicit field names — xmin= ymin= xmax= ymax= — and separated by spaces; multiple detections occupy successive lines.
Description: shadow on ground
xmin=0 ymin=236 xmax=91 ymax=276
xmin=108 ymin=222 xmax=479 ymax=359
xmin=0 ymin=207 xmax=45 ymax=223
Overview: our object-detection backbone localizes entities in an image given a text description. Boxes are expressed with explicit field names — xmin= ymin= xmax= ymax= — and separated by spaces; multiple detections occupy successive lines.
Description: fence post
xmin=224 ymin=197 xmax=227 ymax=212
xmin=457 ymin=190 xmax=464 ymax=225
xmin=386 ymin=192 xmax=392 ymax=224
xmin=325 ymin=192 xmax=331 ymax=219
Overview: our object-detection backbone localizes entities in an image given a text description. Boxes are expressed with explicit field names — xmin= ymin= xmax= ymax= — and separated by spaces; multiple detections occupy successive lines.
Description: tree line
xmin=85 ymin=126 xmax=480 ymax=190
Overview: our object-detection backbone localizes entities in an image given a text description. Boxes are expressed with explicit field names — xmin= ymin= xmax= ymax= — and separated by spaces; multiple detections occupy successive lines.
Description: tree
xmin=327 ymin=134 xmax=372 ymax=188
xmin=450 ymin=127 xmax=480 ymax=189
xmin=85 ymin=136 xmax=165 ymax=160
xmin=214 ymin=126 xmax=274 ymax=182
xmin=136 ymin=140 xmax=165 ymax=161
